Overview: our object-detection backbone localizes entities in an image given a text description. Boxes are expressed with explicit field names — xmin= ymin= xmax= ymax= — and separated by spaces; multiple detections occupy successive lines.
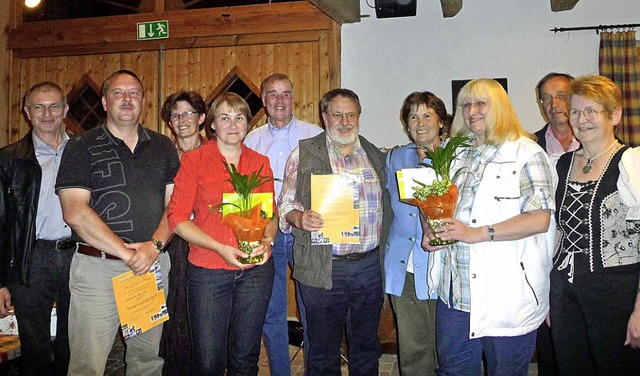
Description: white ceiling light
xmin=25 ymin=0 xmax=42 ymax=8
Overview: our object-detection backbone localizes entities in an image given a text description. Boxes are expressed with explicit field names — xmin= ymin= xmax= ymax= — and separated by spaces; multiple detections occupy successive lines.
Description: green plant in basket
xmin=411 ymin=136 xmax=471 ymax=245
xmin=210 ymin=162 xmax=280 ymax=264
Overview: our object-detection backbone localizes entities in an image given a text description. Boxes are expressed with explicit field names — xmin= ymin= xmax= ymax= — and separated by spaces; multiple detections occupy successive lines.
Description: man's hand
xmin=0 ymin=287 xmax=12 ymax=318
xmin=288 ymin=209 xmax=324 ymax=232
xmin=123 ymin=242 xmax=160 ymax=275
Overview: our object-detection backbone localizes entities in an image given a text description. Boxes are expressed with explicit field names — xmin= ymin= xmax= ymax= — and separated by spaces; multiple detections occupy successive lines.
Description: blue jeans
xmin=299 ymin=250 xmax=383 ymax=376
xmin=436 ymin=299 xmax=536 ymax=376
xmin=188 ymin=258 xmax=274 ymax=376
xmin=263 ymin=229 xmax=306 ymax=376
xmin=9 ymin=241 xmax=75 ymax=376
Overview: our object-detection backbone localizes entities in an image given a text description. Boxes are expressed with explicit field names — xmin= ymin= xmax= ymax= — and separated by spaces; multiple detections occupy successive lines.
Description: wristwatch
xmin=150 ymin=237 xmax=166 ymax=252
xmin=262 ymin=235 xmax=274 ymax=247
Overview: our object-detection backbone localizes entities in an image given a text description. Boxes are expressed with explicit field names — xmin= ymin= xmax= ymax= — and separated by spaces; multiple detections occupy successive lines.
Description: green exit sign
xmin=137 ymin=20 xmax=169 ymax=41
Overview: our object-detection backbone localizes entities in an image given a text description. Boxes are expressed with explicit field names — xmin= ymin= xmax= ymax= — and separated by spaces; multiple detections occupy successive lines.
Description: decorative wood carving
xmin=551 ymin=0 xmax=580 ymax=12
xmin=307 ymin=0 xmax=360 ymax=24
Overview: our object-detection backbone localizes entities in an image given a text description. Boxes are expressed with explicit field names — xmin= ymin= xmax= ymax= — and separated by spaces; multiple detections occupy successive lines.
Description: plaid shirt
xmin=439 ymin=143 xmax=555 ymax=312
xmin=278 ymin=136 xmax=383 ymax=255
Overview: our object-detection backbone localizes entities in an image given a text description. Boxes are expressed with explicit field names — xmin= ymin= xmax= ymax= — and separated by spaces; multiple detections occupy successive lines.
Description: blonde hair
xmin=570 ymin=75 xmax=622 ymax=119
xmin=451 ymin=79 xmax=529 ymax=146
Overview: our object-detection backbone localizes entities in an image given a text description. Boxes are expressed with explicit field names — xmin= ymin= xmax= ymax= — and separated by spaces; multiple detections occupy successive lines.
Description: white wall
xmin=342 ymin=0 xmax=640 ymax=148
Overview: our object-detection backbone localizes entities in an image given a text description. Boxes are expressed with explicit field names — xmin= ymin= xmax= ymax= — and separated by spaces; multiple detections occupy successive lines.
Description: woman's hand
xmin=219 ymin=244 xmax=251 ymax=269
xmin=435 ymin=218 xmax=487 ymax=244
xmin=252 ymin=239 xmax=273 ymax=266
xmin=625 ymin=306 xmax=640 ymax=348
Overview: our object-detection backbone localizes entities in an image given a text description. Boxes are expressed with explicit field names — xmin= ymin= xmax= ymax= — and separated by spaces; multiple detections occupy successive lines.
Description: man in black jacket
xmin=534 ymin=72 xmax=579 ymax=157
xmin=0 ymin=82 xmax=74 ymax=376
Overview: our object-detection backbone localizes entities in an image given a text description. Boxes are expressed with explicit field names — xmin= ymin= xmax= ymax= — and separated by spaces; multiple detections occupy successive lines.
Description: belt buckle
xmin=56 ymin=239 xmax=76 ymax=250
xmin=344 ymin=252 xmax=365 ymax=261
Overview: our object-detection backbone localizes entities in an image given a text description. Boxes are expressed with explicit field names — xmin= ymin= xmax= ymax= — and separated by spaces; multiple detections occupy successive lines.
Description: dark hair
xmin=206 ymin=92 xmax=252 ymax=139
xmin=24 ymin=81 xmax=66 ymax=107
xmin=400 ymin=91 xmax=447 ymax=128
xmin=161 ymin=91 xmax=207 ymax=130
xmin=536 ymin=72 xmax=574 ymax=101
xmin=320 ymin=88 xmax=362 ymax=115
xmin=260 ymin=73 xmax=294 ymax=96
xmin=102 ymin=70 xmax=144 ymax=97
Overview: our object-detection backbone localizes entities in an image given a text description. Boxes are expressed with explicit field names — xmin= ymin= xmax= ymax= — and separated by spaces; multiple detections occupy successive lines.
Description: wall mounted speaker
xmin=375 ymin=0 xmax=417 ymax=19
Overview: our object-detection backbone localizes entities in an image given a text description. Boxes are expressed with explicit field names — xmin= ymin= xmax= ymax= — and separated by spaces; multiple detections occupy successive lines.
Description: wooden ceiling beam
xmin=551 ymin=0 xmax=580 ymax=12
xmin=7 ymin=2 xmax=332 ymax=56
xmin=440 ymin=0 xmax=462 ymax=18
xmin=307 ymin=0 xmax=360 ymax=24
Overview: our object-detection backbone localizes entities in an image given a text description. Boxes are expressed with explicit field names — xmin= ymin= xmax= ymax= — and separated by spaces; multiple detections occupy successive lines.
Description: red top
xmin=167 ymin=141 xmax=275 ymax=270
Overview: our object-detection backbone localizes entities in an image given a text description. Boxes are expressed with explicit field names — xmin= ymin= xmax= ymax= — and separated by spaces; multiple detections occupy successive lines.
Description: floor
xmin=104 ymin=334 xmax=400 ymax=376
xmin=103 ymin=333 xmax=539 ymax=375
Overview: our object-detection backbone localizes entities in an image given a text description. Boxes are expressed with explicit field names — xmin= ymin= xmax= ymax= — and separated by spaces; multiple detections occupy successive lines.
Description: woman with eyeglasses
xmin=422 ymin=79 xmax=556 ymax=376
xmin=384 ymin=91 xmax=447 ymax=376
xmin=167 ymin=92 xmax=276 ymax=375
xmin=158 ymin=90 xmax=208 ymax=375
xmin=550 ymin=75 xmax=640 ymax=375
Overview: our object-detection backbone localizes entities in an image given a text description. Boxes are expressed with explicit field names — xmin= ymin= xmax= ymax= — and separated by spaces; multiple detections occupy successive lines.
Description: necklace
xmin=581 ymin=141 xmax=618 ymax=174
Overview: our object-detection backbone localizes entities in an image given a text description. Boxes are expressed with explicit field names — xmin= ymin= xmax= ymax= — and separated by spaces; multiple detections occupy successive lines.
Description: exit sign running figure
xmin=137 ymin=21 xmax=169 ymax=40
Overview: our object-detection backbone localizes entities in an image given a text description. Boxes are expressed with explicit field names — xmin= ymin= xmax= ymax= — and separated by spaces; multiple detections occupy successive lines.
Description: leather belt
xmin=35 ymin=239 xmax=77 ymax=251
xmin=77 ymin=244 xmax=120 ymax=260
xmin=332 ymin=247 xmax=379 ymax=262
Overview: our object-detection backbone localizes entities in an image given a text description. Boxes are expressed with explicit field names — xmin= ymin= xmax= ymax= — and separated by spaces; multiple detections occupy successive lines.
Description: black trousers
xmin=550 ymin=258 xmax=640 ymax=376
xmin=9 ymin=241 xmax=75 ymax=376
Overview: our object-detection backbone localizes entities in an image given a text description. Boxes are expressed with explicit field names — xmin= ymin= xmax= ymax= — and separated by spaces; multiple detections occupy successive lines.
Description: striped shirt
xmin=278 ymin=136 xmax=383 ymax=255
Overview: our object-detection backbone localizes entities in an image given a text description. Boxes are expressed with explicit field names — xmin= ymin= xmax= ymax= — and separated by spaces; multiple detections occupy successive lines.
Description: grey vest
xmin=291 ymin=132 xmax=391 ymax=289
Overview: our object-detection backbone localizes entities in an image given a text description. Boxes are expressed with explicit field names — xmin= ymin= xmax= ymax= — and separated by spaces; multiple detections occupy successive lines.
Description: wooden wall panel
xmin=6 ymin=51 xmax=160 ymax=144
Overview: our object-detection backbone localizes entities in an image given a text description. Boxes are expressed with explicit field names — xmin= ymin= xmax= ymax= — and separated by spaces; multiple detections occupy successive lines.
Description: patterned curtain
xmin=599 ymin=30 xmax=640 ymax=147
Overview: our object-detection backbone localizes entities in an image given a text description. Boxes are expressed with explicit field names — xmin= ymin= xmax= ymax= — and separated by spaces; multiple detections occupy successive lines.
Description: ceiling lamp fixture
xmin=25 ymin=0 xmax=42 ymax=8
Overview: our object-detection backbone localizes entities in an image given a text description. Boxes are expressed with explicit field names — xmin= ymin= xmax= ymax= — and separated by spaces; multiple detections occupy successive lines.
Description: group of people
xmin=0 ymin=68 xmax=638 ymax=376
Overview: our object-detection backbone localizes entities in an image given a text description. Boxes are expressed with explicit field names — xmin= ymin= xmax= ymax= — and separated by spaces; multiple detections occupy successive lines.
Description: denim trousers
xmin=262 ymin=229 xmax=309 ymax=376
xmin=188 ymin=258 xmax=274 ymax=376
xmin=9 ymin=241 xmax=75 ymax=376
xmin=299 ymin=250 xmax=383 ymax=376
xmin=68 ymin=252 xmax=170 ymax=376
xmin=436 ymin=299 xmax=536 ymax=376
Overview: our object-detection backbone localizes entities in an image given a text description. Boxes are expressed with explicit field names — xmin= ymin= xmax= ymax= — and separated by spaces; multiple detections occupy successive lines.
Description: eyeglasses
xmin=569 ymin=108 xmax=606 ymax=120
xmin=460 ymin=100 xmax=490 ymax=111
xmin=170 ymin=111 xmax=197 ymax=122
xmin=327 ymin=112 xmax=359 ymax=122
xmin=540 ymin=93 xmax=568 ymax=105
xmin=29 ymin=103 xmax=64 ymax=114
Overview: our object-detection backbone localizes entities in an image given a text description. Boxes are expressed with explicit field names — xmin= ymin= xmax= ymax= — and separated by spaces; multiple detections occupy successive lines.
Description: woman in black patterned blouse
xmin=550 ymin=75 xmax=640 ymax=376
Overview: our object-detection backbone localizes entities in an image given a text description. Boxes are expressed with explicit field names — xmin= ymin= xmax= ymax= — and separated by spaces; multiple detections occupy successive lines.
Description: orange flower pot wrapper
xmin=220 ymin=204 xmax=271 ymax=264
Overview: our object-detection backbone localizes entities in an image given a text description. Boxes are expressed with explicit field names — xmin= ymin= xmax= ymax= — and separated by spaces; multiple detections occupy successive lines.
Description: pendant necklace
xmin=582 ymin=141 xmax=618 ymax=174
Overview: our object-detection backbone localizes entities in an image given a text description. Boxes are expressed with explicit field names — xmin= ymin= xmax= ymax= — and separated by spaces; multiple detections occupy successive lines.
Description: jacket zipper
xmin=520 ymin=262 xmax=539 ymax=306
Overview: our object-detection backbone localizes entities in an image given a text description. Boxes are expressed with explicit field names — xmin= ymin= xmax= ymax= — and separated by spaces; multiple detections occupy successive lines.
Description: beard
xmin=326 ymin=125 xmax=358 ymax=149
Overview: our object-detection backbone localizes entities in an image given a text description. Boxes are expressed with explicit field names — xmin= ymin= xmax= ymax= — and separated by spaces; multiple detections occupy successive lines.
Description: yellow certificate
xmin=112 ymin=261 xmax=169 ymax=340
xmin=311 ymin=174 xmax=360 ymax=245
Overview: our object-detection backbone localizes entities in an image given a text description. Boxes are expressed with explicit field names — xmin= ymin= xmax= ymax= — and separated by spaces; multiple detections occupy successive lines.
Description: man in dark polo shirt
xmin=56 ymin=70 xmax=179 ymax=375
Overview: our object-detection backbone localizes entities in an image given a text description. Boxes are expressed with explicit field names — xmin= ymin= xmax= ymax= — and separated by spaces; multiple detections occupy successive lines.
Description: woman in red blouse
xmin=167 ymin=92 xmax=276 ymax=375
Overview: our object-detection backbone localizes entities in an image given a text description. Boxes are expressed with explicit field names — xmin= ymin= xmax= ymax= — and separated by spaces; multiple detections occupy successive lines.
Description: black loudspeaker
xmin=375 ymin=0 xmax=417 ymax=19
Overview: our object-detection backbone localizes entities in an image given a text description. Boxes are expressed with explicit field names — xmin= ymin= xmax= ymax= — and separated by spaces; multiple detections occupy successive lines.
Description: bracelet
xmin=488 ymin=225 xmax=495 ymax=241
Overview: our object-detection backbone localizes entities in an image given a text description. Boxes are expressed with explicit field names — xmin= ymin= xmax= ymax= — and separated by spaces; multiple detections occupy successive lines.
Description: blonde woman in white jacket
xmin=422 ymin=78 xmax=556 ymax=376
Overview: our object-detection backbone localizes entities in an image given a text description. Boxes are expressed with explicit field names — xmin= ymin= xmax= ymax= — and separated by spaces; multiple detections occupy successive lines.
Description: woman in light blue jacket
xmin=384 ymin=91 xmax=447 ymax=376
